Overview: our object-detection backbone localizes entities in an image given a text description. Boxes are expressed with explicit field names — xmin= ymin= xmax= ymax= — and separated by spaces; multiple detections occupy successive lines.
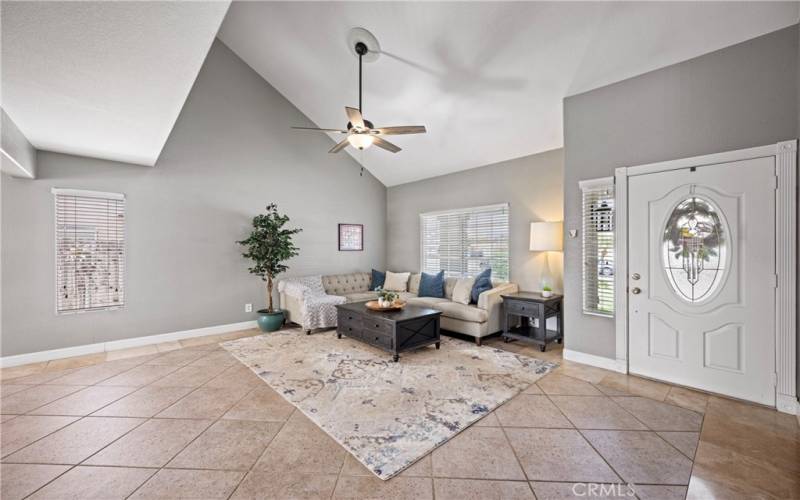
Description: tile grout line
xmin=328 ymin=421 xmax=350 ymax=500
xmin=681 ymin=410 xmax=708 ymax=500
xmin=12 ymin=348 xmax=227 ymax=499
xmin=540 ymin=390 xmax=627 ymax=486
xmin=123 ymin=355 xmax=260 ymax=499
xmin=222 ymin=401 xmax=297 ymax=500
xmin=2 ymin=350 xmax=200 ymax=461
xmin=602 ymin=391 xmax=704 ymax=463
xmin=545 ymin=388 xmax=696 ymax=495
xmin=496 ymin=381 xmax=541 ymax=499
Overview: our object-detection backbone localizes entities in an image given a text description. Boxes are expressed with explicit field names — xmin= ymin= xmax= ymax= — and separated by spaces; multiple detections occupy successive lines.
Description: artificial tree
xmin=237 ymin=204 xmax=301 ymax=316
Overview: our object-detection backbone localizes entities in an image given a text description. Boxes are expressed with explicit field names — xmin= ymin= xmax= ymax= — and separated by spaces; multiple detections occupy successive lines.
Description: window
xmin=420 ymin=203 xmax=509 ymax=281
xmin=663 ymin=195 xmax=728 ymax=303
xmin=53 ymin=188 xmax=125 ymax=314
xmin=580 ymin=178 xmax=614 ymax=316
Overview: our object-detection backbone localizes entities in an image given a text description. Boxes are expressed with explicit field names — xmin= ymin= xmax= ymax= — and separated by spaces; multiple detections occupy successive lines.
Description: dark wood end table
xmin=335 ymin=302 xmax=442 ymax=362
xmin=501 ymin=292 xmax=563 ymax=352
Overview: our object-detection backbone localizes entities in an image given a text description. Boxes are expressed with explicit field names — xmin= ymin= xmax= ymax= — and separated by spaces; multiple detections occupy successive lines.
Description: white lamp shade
xmin=530 ymin=221 xmax=563 ymax=251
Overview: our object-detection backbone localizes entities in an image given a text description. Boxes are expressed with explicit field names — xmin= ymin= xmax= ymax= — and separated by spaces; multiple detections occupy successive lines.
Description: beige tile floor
xmin=0 ymin=328 xmax=798 ymax=499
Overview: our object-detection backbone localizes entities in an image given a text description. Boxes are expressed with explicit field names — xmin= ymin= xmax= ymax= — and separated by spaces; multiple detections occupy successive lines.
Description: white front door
xmin=628 ymin=157 xmax=776 ymax=406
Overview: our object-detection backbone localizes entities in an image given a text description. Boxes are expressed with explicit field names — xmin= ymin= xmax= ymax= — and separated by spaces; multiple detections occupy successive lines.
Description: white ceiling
xmin=1 ymin=1 xmax=230 ymax=167
xmin=219 ymin=1 xmax=799 ymax=186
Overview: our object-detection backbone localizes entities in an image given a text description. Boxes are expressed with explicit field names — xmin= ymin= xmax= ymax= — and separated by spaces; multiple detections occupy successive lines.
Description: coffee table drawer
xmin=363 ymin=329 xmax=393 ymax=350
xmin=361 ymin=317 xmax=393 ymax=336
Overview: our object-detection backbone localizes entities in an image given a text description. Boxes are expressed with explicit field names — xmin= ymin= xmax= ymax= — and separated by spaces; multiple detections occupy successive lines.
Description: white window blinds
xmin=420 ymin=203 xmax=509 ymax=281
xmin=53 ymin=188 xmax=125 ymax=314
xmin=581 ymin=178 xmax=615 ymax=317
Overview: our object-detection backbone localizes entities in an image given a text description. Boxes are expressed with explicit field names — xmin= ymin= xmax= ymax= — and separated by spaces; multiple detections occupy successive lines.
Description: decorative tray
xmin=365 ymin=300 xmax=406 ymax=311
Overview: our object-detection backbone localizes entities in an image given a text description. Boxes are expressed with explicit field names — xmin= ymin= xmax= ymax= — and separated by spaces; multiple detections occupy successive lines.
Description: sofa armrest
xmin=477 ymin=283 xmax=519 ymax=311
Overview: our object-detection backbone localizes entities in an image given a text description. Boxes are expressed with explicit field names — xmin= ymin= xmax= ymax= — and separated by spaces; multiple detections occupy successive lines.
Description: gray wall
xmin=563 ymin=25 xmax=799 ymax=359
xmin=1 ymin=40 xmax=386 ymax=357
xmin=387 ymin=149 xmax=564 ymax=293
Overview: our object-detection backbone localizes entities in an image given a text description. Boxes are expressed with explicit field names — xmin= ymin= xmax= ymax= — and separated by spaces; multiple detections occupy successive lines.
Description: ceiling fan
xmin=292 ymin=28 xmax=426 ymax=154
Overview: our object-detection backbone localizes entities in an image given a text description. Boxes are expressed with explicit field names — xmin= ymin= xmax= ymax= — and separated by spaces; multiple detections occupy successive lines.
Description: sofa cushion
xmin=452 ymin=277 xmax=476 ymax=305
xmin=406 ymin=296 xmax=450 ymax=309
xmin=342 ymin=291 xmax=379 ymax=303
xmin=418 ymin=271 xmax=445 ymax=298
xmin=396 ymin=292 xmax=416 ymax=302
xmin=370 ymin=269 xmax=385 ymax=291
xmin=443 ymin=277 xmax=459 ymax=299
xmin=470 ymin=268 xmax=493 ymax=303
xmin=322 ymin=273 xmax=371 ymax=295
xmin=384 ymin=271 xmax=410 ymax=291
xmin=436 ymin=302 xmax=489 ymax=323
xmin=408 ymin=273 xmax=421 ymax=294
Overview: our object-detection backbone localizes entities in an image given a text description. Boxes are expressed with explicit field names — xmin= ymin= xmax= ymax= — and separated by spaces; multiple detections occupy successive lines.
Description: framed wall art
xmin=338 ymin=223 xmax=364 ymax=251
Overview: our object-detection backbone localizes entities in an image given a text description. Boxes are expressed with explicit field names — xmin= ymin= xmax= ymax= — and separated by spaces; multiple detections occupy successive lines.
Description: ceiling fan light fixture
xmin=291 ymin=27 xmax=425 ymax=156
xmin=347 ymin=133 xmax=374 ymax=150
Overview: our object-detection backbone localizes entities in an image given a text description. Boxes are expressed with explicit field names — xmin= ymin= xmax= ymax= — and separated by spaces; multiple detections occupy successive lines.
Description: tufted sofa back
xmin=318 ymin=272 xmax=505 ymax=297
xmin=322 ymin=272 xmax=372 ymax=295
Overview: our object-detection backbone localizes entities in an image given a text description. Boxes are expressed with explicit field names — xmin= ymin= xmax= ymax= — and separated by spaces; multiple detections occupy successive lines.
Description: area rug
xmin=221 ymin=328 xmax=557 ymax=480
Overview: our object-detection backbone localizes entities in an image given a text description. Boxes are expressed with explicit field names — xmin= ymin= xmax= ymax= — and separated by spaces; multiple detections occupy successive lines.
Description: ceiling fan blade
xmin=345 ymin=107 xmax=365 ymax=129
xmin=374 ymin=126 xmax=427 ymax=135
xmin=372 ymin=136 xmax=401 ymax=153
xmin=328 ymin=137 xmax=350 ymax=154
xmin=292 ymin=127 xmax=347 ymax=133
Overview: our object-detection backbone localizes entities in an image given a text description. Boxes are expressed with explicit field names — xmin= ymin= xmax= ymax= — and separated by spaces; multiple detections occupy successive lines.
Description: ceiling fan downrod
xmin=355 ymin=41 xmax=368 ymax=116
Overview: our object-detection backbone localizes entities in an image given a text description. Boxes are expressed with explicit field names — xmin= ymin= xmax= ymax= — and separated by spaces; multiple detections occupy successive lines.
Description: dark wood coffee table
xmin=335 ymin=302 xmax=442 ymax=362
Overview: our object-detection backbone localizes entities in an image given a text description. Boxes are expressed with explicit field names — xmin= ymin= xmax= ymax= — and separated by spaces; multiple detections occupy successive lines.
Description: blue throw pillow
xmin=371 ymin=269 xmax=385 ymax=291
xmin=470 ymin=268 xmax=493 ymax=303
xmin=418 ymin=271 xmax=445 ymax=298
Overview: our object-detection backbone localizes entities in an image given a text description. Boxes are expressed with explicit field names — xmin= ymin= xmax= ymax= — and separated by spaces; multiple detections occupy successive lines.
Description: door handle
xmin=631 ymin=287 xmax=641 ymax=295
xmin=631 ymin=273 xmax=641 ymax=281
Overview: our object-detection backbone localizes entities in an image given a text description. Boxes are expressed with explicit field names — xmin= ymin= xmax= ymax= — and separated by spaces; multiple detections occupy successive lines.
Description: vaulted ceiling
xmin=1 ymin=1 xmax=230 ymax=166
xmin=219 ymin=1 xmax=798 ymax=185
xmin=1 ymin=1 xmax=797 ymax=183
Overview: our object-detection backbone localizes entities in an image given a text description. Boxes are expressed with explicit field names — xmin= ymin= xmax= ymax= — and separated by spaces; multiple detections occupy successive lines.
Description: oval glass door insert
xmin=662 ymin=196 xmax=727 ymax=303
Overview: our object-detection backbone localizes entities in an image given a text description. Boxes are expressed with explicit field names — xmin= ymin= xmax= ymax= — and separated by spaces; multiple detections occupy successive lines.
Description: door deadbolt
xmin=631 ymin=273 xmax=640 ymax=280
xmin=631 ymin=287 xmax=641 ymax=295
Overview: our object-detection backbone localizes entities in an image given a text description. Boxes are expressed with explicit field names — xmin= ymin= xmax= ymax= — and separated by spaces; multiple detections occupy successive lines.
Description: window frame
xmin=52 ymin=188 xmax=126 ymax=315
xmin=418 ymin=202 xmax=510 ymax=281
xmin=580 ymin=177 xmax=615 ymax=318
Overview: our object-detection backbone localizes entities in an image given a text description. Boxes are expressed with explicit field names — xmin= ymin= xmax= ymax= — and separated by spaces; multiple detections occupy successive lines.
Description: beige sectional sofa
xmin=280 ymin=272 xmax=518 ymax=345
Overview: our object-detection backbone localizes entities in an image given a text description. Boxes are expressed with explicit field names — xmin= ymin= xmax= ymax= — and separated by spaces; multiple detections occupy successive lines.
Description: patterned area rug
xmin=221 ymin=328 xmax=557 ymax=480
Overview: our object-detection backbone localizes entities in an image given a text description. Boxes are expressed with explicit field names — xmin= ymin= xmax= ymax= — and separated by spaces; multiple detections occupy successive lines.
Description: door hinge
xmin=771 ymin=274 xmax=778 ymax=288
xmin=773 ymin=175 xmax=779 ymax=190
xmin=772 ymin=373 xmax=778 ymax=387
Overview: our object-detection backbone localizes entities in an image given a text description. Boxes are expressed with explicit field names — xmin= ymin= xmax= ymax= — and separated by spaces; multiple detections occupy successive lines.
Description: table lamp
xmin=530 ymin=221 xmax=563 ymax=297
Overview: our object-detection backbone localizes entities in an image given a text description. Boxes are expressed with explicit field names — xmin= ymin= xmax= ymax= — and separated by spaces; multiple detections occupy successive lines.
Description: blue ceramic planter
xmin=257 ymin=310 xmax=284 ymax=332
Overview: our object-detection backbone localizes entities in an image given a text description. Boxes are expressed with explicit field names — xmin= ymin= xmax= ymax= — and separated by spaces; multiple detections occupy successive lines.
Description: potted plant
xmin=375 ymin=286 xmax=399 ymax=308
xmin=541 ymin=284 xmax=553 ymax=298
xmin=237 ymin=204 xmax=301 ymax=332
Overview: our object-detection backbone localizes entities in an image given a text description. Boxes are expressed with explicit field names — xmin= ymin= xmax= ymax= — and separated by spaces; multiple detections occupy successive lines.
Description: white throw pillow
xmin=452 ymin=277 xmax=476 ymax=305
xmin=383 ymin=271 xmax=411 ymax=292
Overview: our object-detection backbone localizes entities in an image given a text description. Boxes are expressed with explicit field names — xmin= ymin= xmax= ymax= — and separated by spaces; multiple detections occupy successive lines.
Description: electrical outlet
xmin=245 ymin=303 xmax=253 ymax=313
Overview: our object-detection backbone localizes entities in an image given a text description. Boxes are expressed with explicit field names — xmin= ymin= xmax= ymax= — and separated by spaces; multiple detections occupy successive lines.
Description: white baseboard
xmin=0 ymin=320 xmax=258 ymax=368
xmin=563 ymin=349 xmax=627 ymax=374
xmin=777 ymin=394 xmax=800 ymax=415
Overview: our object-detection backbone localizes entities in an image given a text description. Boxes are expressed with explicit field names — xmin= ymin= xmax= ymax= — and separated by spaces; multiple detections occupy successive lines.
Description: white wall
xmin=1 ymin=108 xmax=36 ymax=178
